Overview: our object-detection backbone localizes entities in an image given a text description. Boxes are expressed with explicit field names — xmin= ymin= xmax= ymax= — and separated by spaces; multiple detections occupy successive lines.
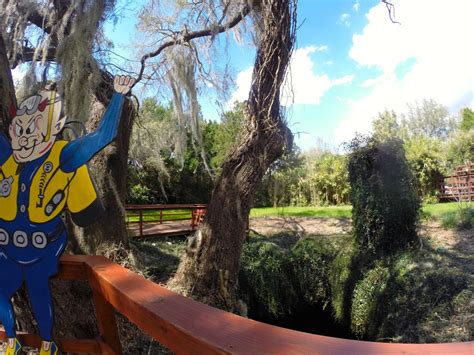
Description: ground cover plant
xmin=130 ymin=209 xmax=473 ymax=343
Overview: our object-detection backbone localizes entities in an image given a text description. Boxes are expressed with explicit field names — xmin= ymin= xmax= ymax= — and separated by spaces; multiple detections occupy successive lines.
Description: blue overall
xmin=0 ymin=93 xmax=124 ymax=340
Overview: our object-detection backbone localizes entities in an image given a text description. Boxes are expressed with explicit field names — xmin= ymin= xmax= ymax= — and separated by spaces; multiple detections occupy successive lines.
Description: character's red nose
xmin=38 ymin=98 xmax=49 ymax=112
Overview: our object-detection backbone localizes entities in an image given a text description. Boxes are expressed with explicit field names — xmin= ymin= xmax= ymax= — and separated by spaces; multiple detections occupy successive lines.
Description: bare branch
xmin=134 ymin=2 xmax=252 ymax=87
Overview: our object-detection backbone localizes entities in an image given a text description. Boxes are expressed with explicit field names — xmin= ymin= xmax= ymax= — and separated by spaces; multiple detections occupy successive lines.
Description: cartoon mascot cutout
xmin=0 ymin=75 xmax=135 ymax=355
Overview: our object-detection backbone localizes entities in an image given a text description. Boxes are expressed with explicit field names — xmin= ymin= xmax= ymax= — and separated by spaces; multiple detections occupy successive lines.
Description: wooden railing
xmin=440 ymin=162 xmax=474 ymax=202
xmin=125 ymin=204 xmax=207 ymax=237
xmin=1 ymin=255 xmax=472 ymax=354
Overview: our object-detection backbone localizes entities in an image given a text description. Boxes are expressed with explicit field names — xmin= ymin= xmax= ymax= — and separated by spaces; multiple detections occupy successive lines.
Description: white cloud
xmin=340 ymin=13 xmax=351 ymax=27
xmin=314 ymin=45 xmax=329 ymax=52
xmin=353 ymin=1 xmax=360 ymax=12
xmin=227 ymin=66 xmax=253 ymax=105
xmin=335 ymin=0 xmax=474 ymax=144
xmin=228 ymin=45 xmax=354 ymax=108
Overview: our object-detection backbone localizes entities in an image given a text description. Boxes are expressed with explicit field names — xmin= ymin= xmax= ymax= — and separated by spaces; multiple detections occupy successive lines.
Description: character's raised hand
xmin=113 ymin=75 xmax=135 ymax=95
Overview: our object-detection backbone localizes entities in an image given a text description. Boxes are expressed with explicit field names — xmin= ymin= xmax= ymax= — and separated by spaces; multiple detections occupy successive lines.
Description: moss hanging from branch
xmin=0 ymin=0 xmax=115 ymax=121
xmin=167 ymin=47 xmax=213 ymax=175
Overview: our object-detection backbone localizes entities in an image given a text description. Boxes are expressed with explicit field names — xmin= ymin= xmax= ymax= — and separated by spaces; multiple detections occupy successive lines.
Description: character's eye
xmin=26 ymin=120 xmax=35 ymax=135
xmin=15 ymin=123 xmax=23 ymax=137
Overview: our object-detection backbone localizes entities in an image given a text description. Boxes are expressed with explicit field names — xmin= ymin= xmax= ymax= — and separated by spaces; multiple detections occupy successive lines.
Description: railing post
xmin=91 ymin=287 xmax=123 ymax=355
xmin=191 ymin=207 xmax=196 ymax=229
xmin=160 ymin=208 xmax=163 ymax=225
xmin=139 ymin=209 xmax=143 ymax=237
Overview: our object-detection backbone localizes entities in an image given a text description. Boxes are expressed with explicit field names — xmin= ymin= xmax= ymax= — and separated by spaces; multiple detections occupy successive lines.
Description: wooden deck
xmin=127 ymin=221 xmax=195 ymax=237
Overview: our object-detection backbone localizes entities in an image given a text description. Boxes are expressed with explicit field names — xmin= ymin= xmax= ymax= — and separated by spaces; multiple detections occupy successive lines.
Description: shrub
xmin=239 ymin=241 xmax=297 ymax=319
xmin=441 ymin=211 xmax=458 ymax=229
xmin=127 ymin=184 xmax=152 ymax=204
xmin=328 ymin=246 xmax=354 ymax=323
xmin=378 ymin=268 xmax=468 ymax=342
xmin=350 ymin=263 xmax=390 ymax=338
xmin=288 ymin=238 xmax=335 ymax=309
xmin=441 ymin=207 xmax=474 ymax=229
xmin=347 ymin=136 xmax=421 ymax=256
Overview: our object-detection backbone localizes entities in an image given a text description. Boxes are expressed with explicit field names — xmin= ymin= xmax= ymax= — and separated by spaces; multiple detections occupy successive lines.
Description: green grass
xmin=250 ymin=205 xmax=353 ymax=219
xmin=126 ymin=209 xmax=192 ymax=223
xmin=125 ymin=202 xmax=471 ymax=228
xmin=250 ymin=202 xmax=471 ymax=224
xmin=421 ymin=202 xmax=463 ymax=220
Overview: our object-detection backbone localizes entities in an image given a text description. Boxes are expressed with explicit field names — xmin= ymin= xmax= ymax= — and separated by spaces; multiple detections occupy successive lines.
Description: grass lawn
xmin=250 ymin=202 xmax=469 ymax=222
xmin=124 ymin=202 xmax=470 ymax=227
xmin=127 ymin=209 xmax=192 ymax=223
xmin=421 ymin=202 xmax=466 ymax=219
xmin=250 ymin=205 xmax=353 ymax=218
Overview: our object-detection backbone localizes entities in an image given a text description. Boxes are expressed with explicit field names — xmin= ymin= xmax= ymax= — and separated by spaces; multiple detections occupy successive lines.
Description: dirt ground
xmin=249 ymin=217 xmax=474 ymax=256
xmin=249 ymin=216 xmax=352 ymax=236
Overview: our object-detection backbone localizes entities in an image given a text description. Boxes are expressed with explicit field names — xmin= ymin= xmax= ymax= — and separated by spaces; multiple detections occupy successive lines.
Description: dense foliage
xmin=347 ymin=137 xmax=420 ymax=255
xmin=127 ymin=98 xmax=472 ymax=206
xmin=237 ymin=233 xmax=472 ymax=342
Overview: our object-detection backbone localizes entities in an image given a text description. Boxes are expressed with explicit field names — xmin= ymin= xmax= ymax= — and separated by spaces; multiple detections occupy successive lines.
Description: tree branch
xmin=133 ymin=3 xmax=252 ymax=87
xmin=11 ymin=46 xmax=57 ymax=69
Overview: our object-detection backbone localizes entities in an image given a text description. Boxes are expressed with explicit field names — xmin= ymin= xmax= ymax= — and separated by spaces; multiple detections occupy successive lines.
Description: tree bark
xmin=0 ymin=34 xmax=16 ymax=132
xmin=68 ymin=72 xmax=134 ymax=256
xmin=170 ymin=0 xmax=296 ymax=311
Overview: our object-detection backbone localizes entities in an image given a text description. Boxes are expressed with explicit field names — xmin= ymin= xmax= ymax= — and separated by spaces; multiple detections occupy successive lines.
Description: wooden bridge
xmin=439 ymin=162 xmax=474 ymax=202
xmin=1 ymin=255 xmax=472 ymax=354
xmin=125 ymin=204 xmax=207 ymax=237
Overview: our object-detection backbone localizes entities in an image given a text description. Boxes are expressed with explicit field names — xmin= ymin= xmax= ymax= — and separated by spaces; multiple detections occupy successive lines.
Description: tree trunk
xmin=0 ymin=33 xmax=16 ymax=132
xmin=170 ymin=0 xmax=296 ymax=311
xmin=68 ymin=73 xmax=134 ymax=256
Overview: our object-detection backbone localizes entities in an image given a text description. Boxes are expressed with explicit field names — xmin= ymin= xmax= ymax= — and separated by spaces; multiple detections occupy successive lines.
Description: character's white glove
xmin=113 ymin=75 xmax=135 ymax=95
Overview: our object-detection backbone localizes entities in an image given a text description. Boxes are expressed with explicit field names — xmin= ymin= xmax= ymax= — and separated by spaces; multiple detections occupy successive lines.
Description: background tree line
xmin=128 ymin=98 xmax=473 ymax=206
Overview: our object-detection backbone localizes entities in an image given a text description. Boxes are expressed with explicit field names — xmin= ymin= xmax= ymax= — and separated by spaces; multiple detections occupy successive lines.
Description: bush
xmin=127 ymin=184 xmax=152 ymax=204
xmin=347 ymin=136 xmax=421 ymax=256
xmin=350 ymin=263 xmax=390 ymax=338
xmin=329 ymin=246 xmax=354 ymax=323
xmin=240 ymin=242 xmax=297 ymax=319
xmin=376 ymin=265 xmax=469 ymax=342
xmin=441 ymin=207 xmax=474 ymax=229
xmin=288 ymin=239 xmax=335 ymax=309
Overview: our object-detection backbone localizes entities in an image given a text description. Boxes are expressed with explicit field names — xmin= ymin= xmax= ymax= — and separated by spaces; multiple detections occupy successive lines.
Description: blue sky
xmin=102 ymin=0 xmax=474 ymax=150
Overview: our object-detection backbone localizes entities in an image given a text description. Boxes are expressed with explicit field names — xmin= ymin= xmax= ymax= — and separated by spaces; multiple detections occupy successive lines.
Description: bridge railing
xmin=125 ymin=204 xmax=207 ymax=237
xmin=2 ymin=255 xmax=472 ymax=354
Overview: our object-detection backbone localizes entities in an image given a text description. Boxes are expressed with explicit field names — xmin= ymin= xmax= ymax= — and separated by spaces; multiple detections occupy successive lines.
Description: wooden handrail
xmin=125 ymin=204 xmax=207 ymax=237
xmin=126 ymin=203 xmax=207 ymax=210
xmin=3 ymin=255 xmax=472 ymax=354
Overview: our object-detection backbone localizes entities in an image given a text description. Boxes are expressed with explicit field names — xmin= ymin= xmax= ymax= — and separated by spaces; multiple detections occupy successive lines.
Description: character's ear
xmin=52 ymin=113 xmax=66 ymax=136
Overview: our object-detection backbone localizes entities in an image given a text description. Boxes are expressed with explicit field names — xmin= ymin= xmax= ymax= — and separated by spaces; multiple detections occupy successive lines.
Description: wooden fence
xmin=125 ymin=204 xmax=207 ymax=237
xmin=1 ymin=255 xmax=472 ymax=354
xmin=439 ymin=162 xmax=474 ymax=202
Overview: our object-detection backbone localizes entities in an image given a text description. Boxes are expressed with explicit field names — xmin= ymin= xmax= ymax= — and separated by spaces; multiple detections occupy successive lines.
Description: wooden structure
xmin=0 ymin=255 xmax=472 ymax=354
xmin=439 ymin=162 xmax=474 ymax=202
xmin=125 ymin=204 xmax=207 ymax=237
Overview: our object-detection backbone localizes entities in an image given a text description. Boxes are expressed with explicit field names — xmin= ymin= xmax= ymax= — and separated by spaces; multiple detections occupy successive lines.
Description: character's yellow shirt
xmin=0 ymin=141 xmax=99 ymax=224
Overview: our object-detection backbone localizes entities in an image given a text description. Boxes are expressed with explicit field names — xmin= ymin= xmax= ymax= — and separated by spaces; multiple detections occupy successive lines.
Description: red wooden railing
xmin=125 ymin=204 xmax=207 ymax=237
xmin=439 ymin=162 xmax=474 ymax=202
xmin=1 ymin=255 xmax=472 ymax=354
